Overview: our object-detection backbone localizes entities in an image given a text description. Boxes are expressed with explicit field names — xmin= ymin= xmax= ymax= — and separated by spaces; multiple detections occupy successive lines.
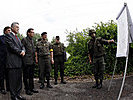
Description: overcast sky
xmin=0 ymin=0 xmax=133 ymax=44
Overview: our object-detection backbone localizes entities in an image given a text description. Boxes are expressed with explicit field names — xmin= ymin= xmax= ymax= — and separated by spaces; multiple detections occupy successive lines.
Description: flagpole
xmin=117 ymin=56 xmax=128 ymax=100
xmin=108 ymin=58 xmax=117 ymax=91
xmin=116 ymin=3 xmax=127 ymax=20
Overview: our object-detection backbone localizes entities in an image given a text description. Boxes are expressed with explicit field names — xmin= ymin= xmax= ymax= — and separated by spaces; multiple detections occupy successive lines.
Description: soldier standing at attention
xmin=22 ymin=28 xmax=39 ymax=95
xmin=35 ymin=32 xmax=54 ymax=89
xmin=88 ymin=29 xmax=114 ymax=89
xmin=53 ymin=36 xmax=66 ymax=85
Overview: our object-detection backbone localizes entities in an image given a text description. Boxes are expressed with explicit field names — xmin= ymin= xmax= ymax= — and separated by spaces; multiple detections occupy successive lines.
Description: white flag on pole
xmin=116 ymin=4 xmax=133 ymax=57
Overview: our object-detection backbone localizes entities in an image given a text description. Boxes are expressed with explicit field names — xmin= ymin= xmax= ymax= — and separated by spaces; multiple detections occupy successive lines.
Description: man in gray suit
xmin=5 ymin=22 xmax=26 ymax=100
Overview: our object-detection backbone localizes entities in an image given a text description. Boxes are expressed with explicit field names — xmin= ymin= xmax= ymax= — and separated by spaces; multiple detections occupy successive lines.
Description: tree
xmin=65 ymin=20 xmax=133 ymax=76
xmin=32 ymin=33 xmax=41 ymax=45
xmin=65 ymin=28 xmax=92 ymax=76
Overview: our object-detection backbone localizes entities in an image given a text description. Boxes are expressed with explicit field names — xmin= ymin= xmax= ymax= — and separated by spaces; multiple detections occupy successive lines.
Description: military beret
xmin=56 ymin=36 xmax=60 ymax=39
xmin=89 ymin=29 xmax=96 ymax=36
xmin=41 ymin=32 xmax=47 ymax=36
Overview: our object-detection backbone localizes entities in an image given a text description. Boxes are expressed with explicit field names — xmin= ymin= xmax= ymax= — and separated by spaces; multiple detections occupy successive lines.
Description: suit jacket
xmin=5 ymin=32 xmax=25 ymax=69
xmin=0 ymin=35 xmax=7 ymax=64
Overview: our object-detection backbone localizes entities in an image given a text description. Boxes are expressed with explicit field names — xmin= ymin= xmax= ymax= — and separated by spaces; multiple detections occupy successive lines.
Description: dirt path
xmin=1 ymin=75 xmax=133 ymax=100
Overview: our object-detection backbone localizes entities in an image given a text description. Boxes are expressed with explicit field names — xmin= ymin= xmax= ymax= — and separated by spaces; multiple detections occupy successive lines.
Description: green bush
xmin=64 ymin=20 xmax=133 ymax=76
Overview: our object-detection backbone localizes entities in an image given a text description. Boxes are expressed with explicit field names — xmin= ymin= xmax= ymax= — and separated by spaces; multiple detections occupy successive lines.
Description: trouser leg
xmin=29 ymin=65 xmax=34 ymax=90
xmin=39 ymin=58 xmax=45 ymax=84
xmin=98 ymin=61 xmax=104 ymax=87
xmin=5 ymin=68 xmax=10 ymax=91
xmin=92 ymin=62 xmax=99 ymax=88
xmin=9 ymin=69 xmax=22 ymax=97
xmin=54 ymin=62 xmax=58 ymax=82
xmin=23 ymin=66 xmax=29 ymax=90
xmin=0 ymin=64 xmax=5 ymax=90
xmin=60 ymin=63 xmax=65 ymax=82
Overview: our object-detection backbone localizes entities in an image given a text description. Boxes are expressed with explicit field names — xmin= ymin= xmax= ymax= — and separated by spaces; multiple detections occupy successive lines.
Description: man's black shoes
xmin=54 ymin=81 xmax=58 ymax=85
xmin=61 ymin=81 xmax=66 ymax=84
xmin=97 ymin=84 xmax=102 ymax=89
xmin=92 ymin=84 xmax=102 ymax=89
xmin=17 ymin=95 xmax=26 ymax=100
xmin=47 ymin=84 xmax=53 ymax=88
xmin=40 ymin=83 xmax=44 ymax=89
xmin=11 ymin=96 xmax=19 ymax=100
xmin=0 ymin=90 xmax=7 ymax=95
xmin=31 ymin=89 xmax=39 ymax=93
xmin=26 ymin=90 xmax=33 ymax=95
xmin=92 ymin=84 xmax=98 ymax=88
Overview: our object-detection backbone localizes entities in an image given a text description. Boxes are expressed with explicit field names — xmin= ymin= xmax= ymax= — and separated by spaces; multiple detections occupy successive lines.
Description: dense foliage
xmin=18 ymin=21 xmax=133 ymax=77
xmin=64 ymin=20 xmax=133 ymax=76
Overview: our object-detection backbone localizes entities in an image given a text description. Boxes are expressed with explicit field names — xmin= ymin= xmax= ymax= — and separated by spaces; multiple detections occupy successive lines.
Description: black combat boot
xmin=47 ymin=80 xmax=53 ymax=88
xmin=92 ymin=79 xmax=98 ymax=88
xmin=40 ymin=83 xmax=44 ymax=89
xmin=97 ymin=79 xmax=102 ymax=89
xmin=0 ymin=89 xmax=7 ymax=95
xmin=25 ymin=90 xmax=33 ymax=95
xmin=61 ymin=77 xmax=66 ymax=84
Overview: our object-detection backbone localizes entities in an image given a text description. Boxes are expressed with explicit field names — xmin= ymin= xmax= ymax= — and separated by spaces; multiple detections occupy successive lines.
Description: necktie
xmin=15 ymin=34 xmax=18 ymax=40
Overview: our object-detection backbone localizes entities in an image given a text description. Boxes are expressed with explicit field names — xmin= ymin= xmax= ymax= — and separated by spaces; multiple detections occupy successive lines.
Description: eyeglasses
xmin=30 ymin=32 xmax=34 ymax=33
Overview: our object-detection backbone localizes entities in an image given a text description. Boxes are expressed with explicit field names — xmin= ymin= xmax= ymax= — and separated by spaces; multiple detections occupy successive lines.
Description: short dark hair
xmin=26 ymin=28 xmax=34 ymax=36
xmin=41 ymin=32 xmax=47 ymax=36
xmin=11 ymin=22 xmax=19 ymax=28
xmin=3 ymin=26 xmax=10 ymax=34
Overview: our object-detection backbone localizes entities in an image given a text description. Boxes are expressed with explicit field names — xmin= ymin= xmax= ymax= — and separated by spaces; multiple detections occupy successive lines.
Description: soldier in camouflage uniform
xmin=53 ymin=36 xmax=66 ymax=85
xmin=88 ymin=29 xmax=114 ymax=89
xmin=35 ymin=32 xmax=54 ymax=89
xmin=22 ymin=28 xmax=38 ymax=95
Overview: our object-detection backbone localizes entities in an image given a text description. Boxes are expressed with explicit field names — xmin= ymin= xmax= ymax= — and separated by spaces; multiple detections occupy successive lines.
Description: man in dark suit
xmin=5 ymin=22 xmax=26 ymax=100
xmin=0 ymin=26 xmax=11 ymax=94
xmin=22 ymin=28 xmax=38 ymax=95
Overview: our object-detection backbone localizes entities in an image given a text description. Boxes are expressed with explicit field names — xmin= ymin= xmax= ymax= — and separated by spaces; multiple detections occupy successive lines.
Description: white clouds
xmin=0 ymin=0 xmax=133 ymax=44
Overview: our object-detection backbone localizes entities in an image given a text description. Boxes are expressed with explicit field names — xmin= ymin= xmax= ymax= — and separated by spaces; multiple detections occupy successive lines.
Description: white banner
xmin=127 ymin=6 xmax=133 ymax=43
xmin=116 ymin=5 xmax=129 ymax=57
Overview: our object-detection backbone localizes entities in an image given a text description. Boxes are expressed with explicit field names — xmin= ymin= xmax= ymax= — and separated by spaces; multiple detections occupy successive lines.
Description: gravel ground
xmin=1 ymin=75 xmax=133 ymax=100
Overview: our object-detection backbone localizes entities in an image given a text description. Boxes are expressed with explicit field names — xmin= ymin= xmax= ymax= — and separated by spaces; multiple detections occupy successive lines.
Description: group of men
xmin=0 ymin=22 xmax=115 ymax=100
xmin=0 ymin=22 xmax=66 ymax=100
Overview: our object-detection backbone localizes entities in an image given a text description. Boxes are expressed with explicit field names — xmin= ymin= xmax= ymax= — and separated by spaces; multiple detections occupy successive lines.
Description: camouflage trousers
xmin=93 ymin=56 xmax=105 ymax=80
xmin=39 ymin=56 xmax=51 ymax=83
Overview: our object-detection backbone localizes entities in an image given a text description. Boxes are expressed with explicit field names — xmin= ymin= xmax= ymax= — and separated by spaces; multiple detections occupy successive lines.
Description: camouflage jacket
xmin=36 ymin=39 xmax=52 ymax=57
xmin=53 ymin=42 xmax=65 ymax=56
xmin=88 ymin=37 xmax=109 ymax=60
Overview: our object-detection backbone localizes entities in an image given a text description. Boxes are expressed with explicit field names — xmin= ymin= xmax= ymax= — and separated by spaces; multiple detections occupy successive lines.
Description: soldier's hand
xmin=20 ymin=51 xmax=25 ymax=56
xmin=51 ymin=59 xmax=54 ymax=64
xmin=109 ymin=39 xmax=114 ymax=43
xmin=89 ymin=60 xmax=92 ymax=64
xmin=36 ymin=59 xmax=38 ymax=64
